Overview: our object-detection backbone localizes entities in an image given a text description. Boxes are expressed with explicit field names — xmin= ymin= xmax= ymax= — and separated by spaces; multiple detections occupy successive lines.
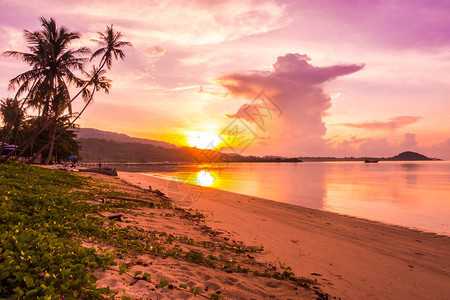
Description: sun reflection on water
xmin=196 ymin=170 xmax=215 ymax=187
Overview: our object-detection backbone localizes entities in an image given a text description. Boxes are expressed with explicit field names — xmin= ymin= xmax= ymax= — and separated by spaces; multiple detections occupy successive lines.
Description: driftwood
xmin=97 ymin=212 xmax=123 ymax=221
xmin=79 ymin=167 xmax=118 ymax=176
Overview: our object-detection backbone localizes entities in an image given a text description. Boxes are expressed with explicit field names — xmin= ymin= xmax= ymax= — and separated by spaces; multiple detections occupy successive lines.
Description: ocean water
xmin=112 ymin=161 xmax=450 ymax=235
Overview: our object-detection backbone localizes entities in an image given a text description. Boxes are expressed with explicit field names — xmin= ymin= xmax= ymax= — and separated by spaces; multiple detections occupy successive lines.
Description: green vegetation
xmin=0 ymin=161 xmax=116 ymax=298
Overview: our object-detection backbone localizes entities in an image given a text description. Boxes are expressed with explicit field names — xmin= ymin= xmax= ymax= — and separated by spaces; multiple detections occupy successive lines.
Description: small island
xmin=384 ymin=151 xmax=434 ymax=161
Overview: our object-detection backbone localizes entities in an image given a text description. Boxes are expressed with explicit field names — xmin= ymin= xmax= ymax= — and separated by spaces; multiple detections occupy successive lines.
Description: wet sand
xmin=119 ymin=171 xmax=450 ymax=299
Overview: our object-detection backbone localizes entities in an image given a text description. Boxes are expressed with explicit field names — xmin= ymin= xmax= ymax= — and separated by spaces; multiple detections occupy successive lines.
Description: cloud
xmin=328 ymin=132 xmax=450 ymax=160
xmin=422 ymin=138 xmax=450 ymax=160
xmin=400 ymin=133 xmax=418 ymax=148
xmin=145 ymin=46 xmax=165 ymax=58
xmin=327 ymin=132 xmax=417 ymax=157
xmin=338 ymin=116 xmax=421 ymax=130
xmin=5 ymin=0 xmax=287 ymax=46
xmin=216 ymin=53 xmax=364 ymax=155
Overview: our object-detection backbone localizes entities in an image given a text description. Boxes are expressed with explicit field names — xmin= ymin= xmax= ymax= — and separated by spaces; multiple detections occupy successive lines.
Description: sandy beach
xmin=118 ymin=171 xmax=450 ymax=299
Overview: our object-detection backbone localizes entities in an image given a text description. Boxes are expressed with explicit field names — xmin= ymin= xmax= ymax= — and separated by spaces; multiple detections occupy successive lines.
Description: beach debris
xmin=97 ymin=212 xmax=124 ymax=222
xmin=79 ymin=167 xmax=118 ymax=176
xmin=153 ymin=189 xmax=165 ymax=197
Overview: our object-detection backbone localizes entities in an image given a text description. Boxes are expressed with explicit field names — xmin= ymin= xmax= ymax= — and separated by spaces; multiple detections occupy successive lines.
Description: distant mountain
xmin=76 ymin=128 xmax=176 ymax=149
xmin=301 ymin=151 xmax=437 ymax=162
xmin=76 ymin=131 xmax=438 ymax=163
xmin=385 ymin=151 xmax=433 ymax=161
xmin=77 ymin=137 xmax=303 ymax=163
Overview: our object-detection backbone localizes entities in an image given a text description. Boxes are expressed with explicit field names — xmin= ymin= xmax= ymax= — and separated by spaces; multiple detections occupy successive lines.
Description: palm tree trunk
xmin=44 ymin=123 xmax=56 ymax=164
xmin=30 ymin=90 xmax=96 ymax=162
xmin=68 ymin=60 xmax=106 ymax=107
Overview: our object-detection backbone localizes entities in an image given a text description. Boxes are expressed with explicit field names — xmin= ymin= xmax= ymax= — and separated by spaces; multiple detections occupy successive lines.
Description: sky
xmin=1 ymin=0 xmax=449 ymax=159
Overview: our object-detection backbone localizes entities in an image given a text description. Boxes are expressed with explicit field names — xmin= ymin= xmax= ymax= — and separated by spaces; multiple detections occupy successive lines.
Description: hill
xmin=76 ymin=128 xmax=176 ymax=149
xmin=385 ymin=151 xmax=433 ymax=161
xmin=78 ymin=138 xmax=190 ymax=162
xmin=78 ymin=138 xmax=302 ymax=163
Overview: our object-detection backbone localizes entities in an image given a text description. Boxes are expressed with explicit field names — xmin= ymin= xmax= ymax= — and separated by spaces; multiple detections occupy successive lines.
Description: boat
xmin=364 ymin=159 xmax=379 ymax=163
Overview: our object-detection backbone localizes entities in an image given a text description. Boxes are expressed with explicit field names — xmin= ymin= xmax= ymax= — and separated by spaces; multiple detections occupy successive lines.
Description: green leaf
xmin=134 ymin=271 xmax=142 ymax=277
xmin=143 ymin=272 xmax=151 ymax=282
xmin=159 ymin=279 xmax=170 ymax=288
xmin=24 ymin=276 xmax=34 ymax=288
xmin=191 ymin=287 xmax=200 ymax=296
xmin=179 ymin=283 xmax=187 ymax=289
xmin=210 ymin=292 xmax=220 ymax=300
xmin=0 ymin=271 xmax=10 ymax=281
xmin=26 ymin=288 xmax=39 ymax=298
xmin=13 ymin=286 xmax=24 ymax=297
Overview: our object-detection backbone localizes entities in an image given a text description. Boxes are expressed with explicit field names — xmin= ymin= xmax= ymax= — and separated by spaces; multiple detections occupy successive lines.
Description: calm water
xmin=112 ymin=161 xmax=450 ymax=235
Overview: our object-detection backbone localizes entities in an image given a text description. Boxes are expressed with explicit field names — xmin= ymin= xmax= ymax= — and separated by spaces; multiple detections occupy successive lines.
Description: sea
xmin=106 ymin=161 xmax=450 ymax=235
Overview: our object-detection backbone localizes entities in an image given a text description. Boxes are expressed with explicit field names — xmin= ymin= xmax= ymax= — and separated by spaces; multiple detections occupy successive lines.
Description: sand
xmin=77 ymin=172 xmax=322 ymax=299
xmin=118 ymin=171 xmax=450 ymax=300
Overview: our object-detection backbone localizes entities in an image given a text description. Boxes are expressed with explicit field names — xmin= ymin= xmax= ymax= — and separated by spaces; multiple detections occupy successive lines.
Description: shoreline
xmin=118 ymin=171 xmax=450 ymax=299
xmin=141 ymin=172 xmax=448 ymax=237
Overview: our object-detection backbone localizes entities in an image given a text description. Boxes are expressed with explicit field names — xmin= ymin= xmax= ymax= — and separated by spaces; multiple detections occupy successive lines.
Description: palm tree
xmin=31 ymin=26 xmax=132 ymax=163
xmin=0 ymin=98 xmax=25 ymax=147
xmin=3 ymin=17 xmax=89 ymax=162
xmin=66 ymin=25 xmax=132 ymax=105
xmin=3 ymin=20 xmax=131 ymax=163
xmin=91 ymin=25 xmax=133 ymax=70
xmin=4 ymin=17 xmax=88 ymax=117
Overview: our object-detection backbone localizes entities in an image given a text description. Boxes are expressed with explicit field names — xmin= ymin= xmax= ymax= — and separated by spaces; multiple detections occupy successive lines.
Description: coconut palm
xmin=29 ymin=25 xmax=131 ymax=164
xmin=91 ymin=25 xmax=133 ymax=70
xmin=3 ymin=17 xmax=89 ymax=162
xmin=4 ymin=17 xmax=88 ymax=117
xmin=30 ymin=67 xmax=112 ymax=161
xmin=0 ymin=98 xmax=25 ymax=147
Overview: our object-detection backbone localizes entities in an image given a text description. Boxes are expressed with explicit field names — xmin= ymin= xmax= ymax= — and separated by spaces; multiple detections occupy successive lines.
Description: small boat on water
xmin=364 ymin=159 xmax=379 ymax=163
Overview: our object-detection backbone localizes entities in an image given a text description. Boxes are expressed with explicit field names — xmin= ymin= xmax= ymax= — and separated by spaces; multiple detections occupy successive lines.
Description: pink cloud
xmin=400 ymin=133 xmax=418 ymax=148
xmin=145 ymin=46 xmax=165 ymax=58
xmin=337 ymin=116 xmax=421 ymax=131
xmin=216 ymin=53 xmax=364 ymax=155
xmin=328 ymin=133 xmax=450 ymax=160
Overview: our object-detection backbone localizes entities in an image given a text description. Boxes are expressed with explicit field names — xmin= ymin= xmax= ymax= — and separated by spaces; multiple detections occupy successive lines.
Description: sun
xmin=185 ymin=131 xmax=221 ymax=149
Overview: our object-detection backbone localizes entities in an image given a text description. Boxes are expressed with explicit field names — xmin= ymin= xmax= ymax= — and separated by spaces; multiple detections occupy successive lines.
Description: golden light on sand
xmin=196 ymin=170 xmax=215 ymax=187
xmin=185 ymin=131 xmax=221 ymax=149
